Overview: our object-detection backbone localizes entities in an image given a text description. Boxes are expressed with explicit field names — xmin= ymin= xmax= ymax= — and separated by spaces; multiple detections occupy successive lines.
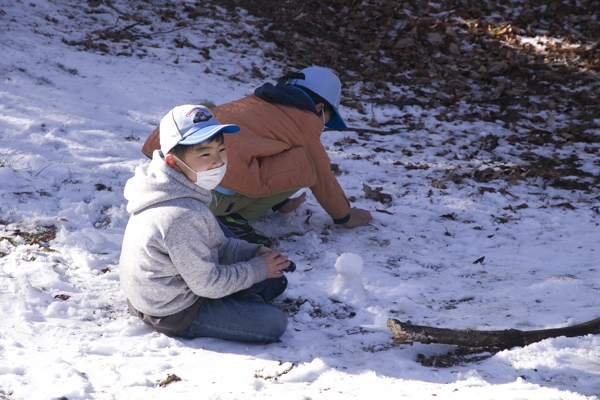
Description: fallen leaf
xmin=215 ymin=37 xmax=231 ymax=47
xmin=478 ymin=187 xmax=496 ymax=194
xmin=546 ymin=110 xmax=555 ymax=126
xmin=473 ymin=168 xmax=500 ymax=182
xmin=395 ymin=37 xmax=414 ymax=48
xmin=304 ymin=210 xmax=313 ymax=224
xmin=427 ymin=32 xmax=444 ymax=43
xmin=363 ymin=183 xmax=393 ymax=204
xmin=431 ymin=179 xmax=447 ymax=189
xmin=448 ymin=42 xmax=460 ymax=55
xmin=554 ymin=202 xmax=576 ymax=210
xmin=487 ymin=60 xmax=508 ymax=74
xmin=330 ymin=163 xmax=341 ymax=176
xmin=158 ymin=374 xmax=182 ymax=387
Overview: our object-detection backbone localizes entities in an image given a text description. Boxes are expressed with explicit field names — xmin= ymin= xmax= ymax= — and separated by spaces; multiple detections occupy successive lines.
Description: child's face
xmin=177 ymin=139 xmax=227 ymax=182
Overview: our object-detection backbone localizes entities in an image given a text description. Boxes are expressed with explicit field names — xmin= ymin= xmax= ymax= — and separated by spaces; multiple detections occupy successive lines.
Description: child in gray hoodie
xmin=119 ymin=105 xmax=289 ymax=342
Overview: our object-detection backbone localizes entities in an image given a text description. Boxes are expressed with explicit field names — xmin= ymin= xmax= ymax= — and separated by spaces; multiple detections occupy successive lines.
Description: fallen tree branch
xmin=387 ymin=317 xmax=600 ymax=349
xmin=331 ymin=127 xmax=408 ymax=136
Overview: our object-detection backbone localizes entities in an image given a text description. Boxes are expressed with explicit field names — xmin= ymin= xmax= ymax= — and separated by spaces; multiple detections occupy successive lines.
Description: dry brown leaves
xmin=71 ymin=1 xmax=599 ymax=119
xmin=209 ymin=0 xmax=600 ymax=189
xmin=66 ymin=0 xmax=600 ymax=190
xmin=213 ymin=0 xmax=599 ymax=108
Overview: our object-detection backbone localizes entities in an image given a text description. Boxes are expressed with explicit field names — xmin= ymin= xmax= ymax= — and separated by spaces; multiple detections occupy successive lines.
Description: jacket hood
xmin=124 ymin=150 xmax=214 ymax=214
xmin=254 ymin=83 xmax=319 ymax=115
xmin=254 ymin=82 xmax=346 ymax=130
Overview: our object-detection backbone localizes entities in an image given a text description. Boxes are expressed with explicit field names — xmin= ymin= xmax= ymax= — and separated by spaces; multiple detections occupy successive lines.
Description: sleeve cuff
xmin=247 ymin=256 xmax=269 ymax=281
xmin=333 ymin=213 xmax=351 ymax=225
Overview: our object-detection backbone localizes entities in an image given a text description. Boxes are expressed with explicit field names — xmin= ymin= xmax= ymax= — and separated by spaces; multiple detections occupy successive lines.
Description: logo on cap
xmin=185 ymin=107 xmax=212 ymax=124
xmin=193 ymin=111 xmax=211 ymax=124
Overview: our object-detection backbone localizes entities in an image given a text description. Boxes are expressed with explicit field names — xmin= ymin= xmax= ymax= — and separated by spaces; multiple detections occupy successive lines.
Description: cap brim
xmin=178 ymin=124 xmax=240 ymax=146
xmin=325 ymin=107 xmax=347 ymax=130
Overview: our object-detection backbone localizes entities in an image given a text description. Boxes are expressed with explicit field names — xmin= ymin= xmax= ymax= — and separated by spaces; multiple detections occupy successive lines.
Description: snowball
xmin=334 ymin=252 xmax=363 ymax=277
xmin=329 ymin=275 xmax=366 ymax=306
xmin=396 ymin=296 xmax=416 ymax=314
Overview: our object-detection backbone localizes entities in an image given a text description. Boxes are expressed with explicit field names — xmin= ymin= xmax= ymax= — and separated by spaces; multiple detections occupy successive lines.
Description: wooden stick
xmin=387 ymin=317 xmax=600 ymax=349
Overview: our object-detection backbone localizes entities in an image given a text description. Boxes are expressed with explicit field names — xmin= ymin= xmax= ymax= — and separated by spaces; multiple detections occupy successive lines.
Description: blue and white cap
xmin=286 ymin=66 xmax=347 ymax=130
xmin=159 ymin=104 xmax=239 ymax=154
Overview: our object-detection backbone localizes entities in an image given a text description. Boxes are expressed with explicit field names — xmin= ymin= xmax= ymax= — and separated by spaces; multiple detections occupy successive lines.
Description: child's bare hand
xmin=259 ymin=250 xmax=290 ymax=278
xmin=343 ymin=207 xmax=373 ymax=228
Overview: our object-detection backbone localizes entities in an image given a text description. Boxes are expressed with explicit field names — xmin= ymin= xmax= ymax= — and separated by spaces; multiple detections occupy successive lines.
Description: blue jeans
xmin=177 ymin=277 xmax=288 ymax=343
xmin=217 ymin=218 xmax=238 ymax=239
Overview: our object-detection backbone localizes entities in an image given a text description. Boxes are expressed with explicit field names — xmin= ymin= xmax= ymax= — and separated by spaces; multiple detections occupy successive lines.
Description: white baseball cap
xmin=159 ymin=105 xmax=239 ymax=154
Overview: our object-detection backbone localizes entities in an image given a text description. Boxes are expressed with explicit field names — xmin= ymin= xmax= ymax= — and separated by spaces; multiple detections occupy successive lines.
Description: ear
xmin=164 ymin=153 xmax=183 ymax=173
xmin=314 ymin=103 xmax=325 ymax=113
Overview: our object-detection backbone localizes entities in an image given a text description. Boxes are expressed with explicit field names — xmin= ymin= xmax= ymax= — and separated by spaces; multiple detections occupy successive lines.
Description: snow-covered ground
xmin=1 ymin=1 xmax=599 ymax=399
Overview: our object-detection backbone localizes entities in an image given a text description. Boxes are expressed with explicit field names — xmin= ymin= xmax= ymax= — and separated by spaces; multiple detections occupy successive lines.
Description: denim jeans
xmin=177 ymin=277 xmax=288 ymax=343
xmin=217 ymin=218 xmax=238 ymax=239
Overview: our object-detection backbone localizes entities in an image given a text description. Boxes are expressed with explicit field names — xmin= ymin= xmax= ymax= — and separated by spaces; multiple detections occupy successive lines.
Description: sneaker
xmin=261 ymin=275 xmax=288 ymax=302
xmin=216 ymin=213 xmax=273 ymax=247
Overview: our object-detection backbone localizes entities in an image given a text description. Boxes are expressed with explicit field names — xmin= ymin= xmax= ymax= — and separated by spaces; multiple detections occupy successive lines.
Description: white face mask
xmin=174 ymin=156 xmax=227 ymax=191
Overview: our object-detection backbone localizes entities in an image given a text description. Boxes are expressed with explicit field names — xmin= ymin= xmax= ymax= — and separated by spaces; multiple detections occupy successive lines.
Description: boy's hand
xmin=259 ymin=250 xmax=290 ymax=278
xmin=343 ymin=208 xmax=373 ymax=228
xmin=279 ymin=192 xmax=307 ymax=213
xmin=255 ymin=245 xmax=274 ymax=257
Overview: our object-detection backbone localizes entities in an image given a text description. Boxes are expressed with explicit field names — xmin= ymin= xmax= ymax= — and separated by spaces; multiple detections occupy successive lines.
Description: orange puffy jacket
xmin=142 ymin=94 xmax=350 ymax=221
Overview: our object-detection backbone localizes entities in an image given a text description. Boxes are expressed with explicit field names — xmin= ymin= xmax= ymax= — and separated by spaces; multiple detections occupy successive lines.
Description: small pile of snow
xmin=329 ymin=253 xmax=366 ymax=305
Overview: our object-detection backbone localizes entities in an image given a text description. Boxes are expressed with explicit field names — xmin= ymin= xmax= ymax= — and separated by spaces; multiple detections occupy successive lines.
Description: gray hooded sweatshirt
xmin=119 ymin=152 xmax=267 ymax=334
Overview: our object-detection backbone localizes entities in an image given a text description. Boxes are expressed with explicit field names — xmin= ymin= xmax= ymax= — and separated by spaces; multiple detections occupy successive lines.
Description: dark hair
xmin=278 ymin=72 xmax=333 ymax=114
xmin=169 ymin=132 xmax=224 ymax=159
